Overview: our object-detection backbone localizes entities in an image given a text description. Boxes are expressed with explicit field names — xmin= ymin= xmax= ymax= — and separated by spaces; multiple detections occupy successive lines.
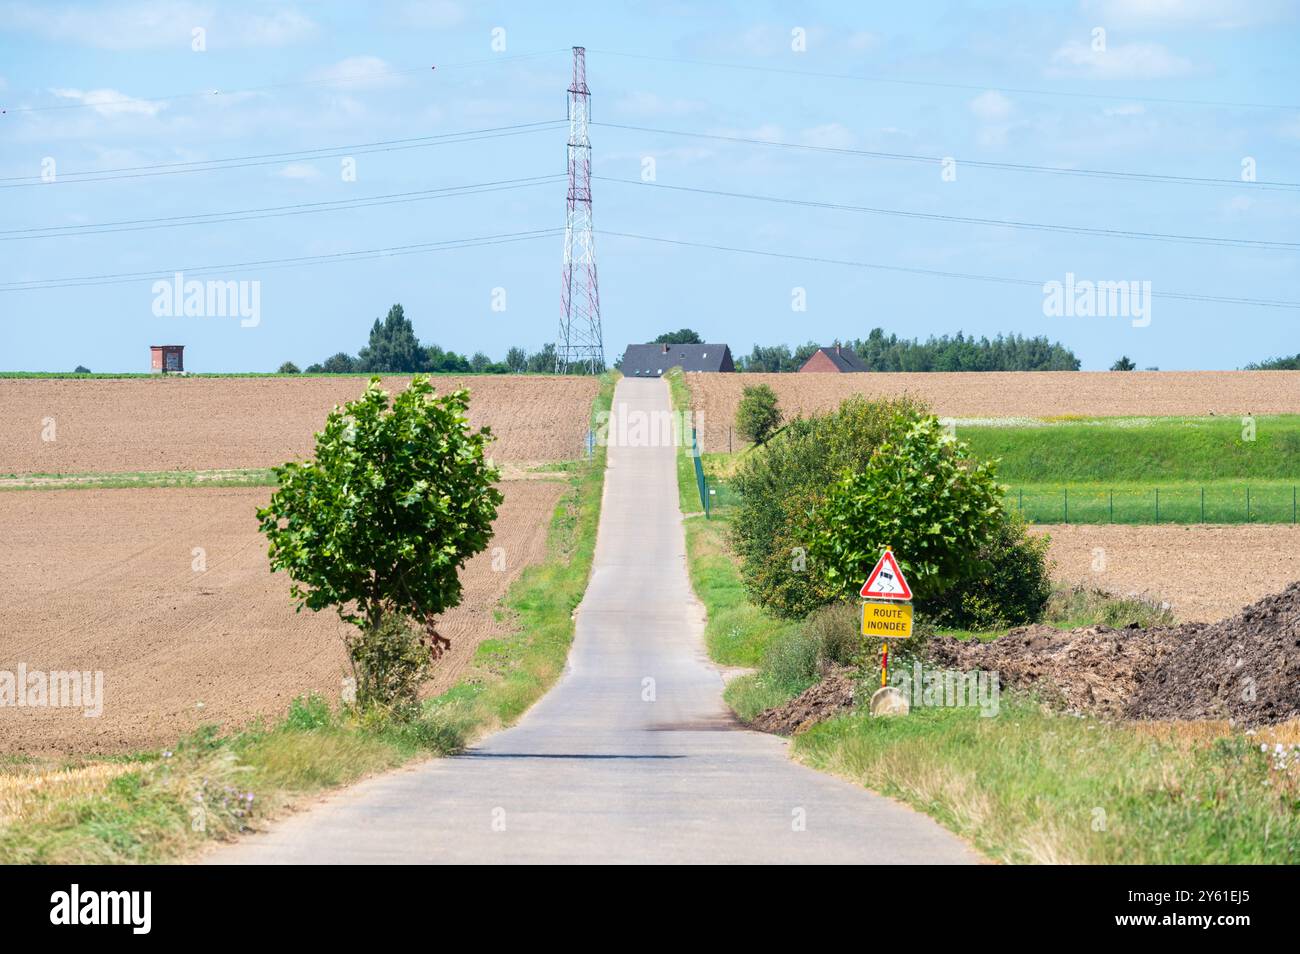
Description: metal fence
xmin=1009 ymin=485 xmax=1300 ymax=525
xmin=691 ymin=426 xmax=710 ymax=518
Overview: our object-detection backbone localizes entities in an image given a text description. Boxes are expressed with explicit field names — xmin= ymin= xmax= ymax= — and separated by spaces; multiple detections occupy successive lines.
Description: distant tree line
xmin=736 ymin=329 xmax=1080 ymax=372
xmin=291 ymin=303 xmax=576 ymax=374
xmin=1245 ymin=353 xmax=1300 ymax=370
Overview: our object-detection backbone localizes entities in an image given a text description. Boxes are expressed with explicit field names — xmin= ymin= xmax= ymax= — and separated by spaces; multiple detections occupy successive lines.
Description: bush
xmin=278 ymin=361 xmax=301 ymax=374
xmin=348 ymin=612 xmax=435 ymax=715
xmin=730 ymin=394 xmax=928 ymax=618
xmin=760 ymin=602 xmax=864 ymax=697
xmin=800 ymin=602 xmax=862 ymax=668
xmin=735 ymin=383 xmax=782 ymax=445
xmin=810 ymin=415 xmax=1005 ymax=604
xmin=927 ymin=513 xmax=1052 ymax=630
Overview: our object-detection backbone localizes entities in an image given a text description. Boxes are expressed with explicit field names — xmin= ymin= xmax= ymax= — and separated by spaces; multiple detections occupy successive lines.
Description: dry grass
xmin=0 ymin=762 xmax=136 ymax=826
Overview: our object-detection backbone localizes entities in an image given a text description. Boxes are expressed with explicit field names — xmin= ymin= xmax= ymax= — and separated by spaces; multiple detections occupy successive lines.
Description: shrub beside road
xmin=672 ymin=372 xmax=1300 ymax=864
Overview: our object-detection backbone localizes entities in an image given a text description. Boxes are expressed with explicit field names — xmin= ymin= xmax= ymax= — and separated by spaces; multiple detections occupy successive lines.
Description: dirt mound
xmin=750 ymin=669 xmax=857 ymax=736
xmin=930 ymin=582 xmax=1300 ymax=725
xmin=931 ymin=624 xmax=1189 ymax=717
xmin=1124 ymin=581 xmax=1300 ymax=724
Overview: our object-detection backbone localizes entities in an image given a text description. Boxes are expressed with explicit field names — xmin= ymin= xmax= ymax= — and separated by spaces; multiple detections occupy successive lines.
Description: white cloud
xmin=49 ymin=87 xmax=164 ymax=117
xmin=396 ymin=1 xmax=465 ymax=29
xmin=1084 ymin=0 xmax=1294 ymax=30
xmin=969 ymin=90 xmax=1013 ymax=121
xmin=1048 ymin=39 xmax=1192 ymax=79
xmin=799 ymin=123 xmax=855 ymax=149
xmin=1103 ymin=102 xmax=1147 ymax=117
xmin=0 ymin=1 xmax=315 ymax=50
xmin=310 ymin=56 xmax=405 ymax=92
xmin=614 ymin=91 xmax=705 ymax=117
xmin=846 ymin=31 xmax=880 ymax=51
xmin=278 ymin=162 xmax=321 ymax=180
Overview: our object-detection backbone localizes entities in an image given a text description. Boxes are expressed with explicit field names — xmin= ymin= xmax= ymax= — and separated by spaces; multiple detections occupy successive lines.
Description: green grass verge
xmin=684 ymin=514 xmax=799 ymax=670
xmin=794 ymin=700 xmax=1300 ymax=864
xmin=0 ymin=372 xmax=615 ymax=864
xmin=962 ymin=415 xmax=1300 ymax=482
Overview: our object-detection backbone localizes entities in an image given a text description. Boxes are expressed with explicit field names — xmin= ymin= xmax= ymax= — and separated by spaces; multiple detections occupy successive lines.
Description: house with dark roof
xmin=620 ymin=342 xmax=735 ymax=377
xmin=798 ymin=344 xmax=868 ymax=373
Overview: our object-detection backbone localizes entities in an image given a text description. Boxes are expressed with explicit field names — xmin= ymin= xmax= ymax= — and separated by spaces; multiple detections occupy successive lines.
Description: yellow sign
xmin=861 ymin=601 xmax=913 ymax=638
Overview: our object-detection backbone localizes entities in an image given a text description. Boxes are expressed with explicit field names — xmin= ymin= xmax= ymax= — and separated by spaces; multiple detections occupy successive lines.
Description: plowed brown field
xmin=0 ymin=375 xmax=598 ymax=474
xmin=0 ymin=481 xmax=564 ymax=755
xmin=687 ymin=371 xmax=1300 ymax=451
xmin=1034 ymin=524 xmax=1300 ymax=623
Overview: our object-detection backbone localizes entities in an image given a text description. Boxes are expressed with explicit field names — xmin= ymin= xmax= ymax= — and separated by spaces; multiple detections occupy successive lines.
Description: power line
xmin=590 ymin=49 xmax=1300 ymax=111
xmin=599 ymin=230 xmax=1300 ymax=309
xmin=595 ymin=177 xmax=1300 ymax=251
xmin=2 ymin=175 xmax=564 ymax=240
xmin=0 ymin=121 xmax=565 ymax=188
xmin=1 ymin=50 xmax=570 ymax=115
xmin=0 ymin=228 xmax=561 ymax=291
xmin=593 ymin=122 xmax=1300 ymax=191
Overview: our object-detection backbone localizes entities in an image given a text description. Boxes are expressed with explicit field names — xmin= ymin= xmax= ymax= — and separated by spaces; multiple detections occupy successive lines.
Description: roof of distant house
xmin=801 ymin=345 xmax=868 ymax=372
xmin=621 ymin=343 xmax=734 ymax=376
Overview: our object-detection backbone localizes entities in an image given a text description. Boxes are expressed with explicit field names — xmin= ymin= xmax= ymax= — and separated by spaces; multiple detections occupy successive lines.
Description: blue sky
xmin=1 ymin=0 xmax=1297 ymax=372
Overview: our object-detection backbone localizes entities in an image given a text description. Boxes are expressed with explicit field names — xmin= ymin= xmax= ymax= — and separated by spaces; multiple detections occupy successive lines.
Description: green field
xmin=961 ymin=415 xmax=1300 ymax=482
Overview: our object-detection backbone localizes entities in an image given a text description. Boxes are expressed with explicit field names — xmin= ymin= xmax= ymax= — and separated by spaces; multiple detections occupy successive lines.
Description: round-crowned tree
xmin=809 ymin=415 xmax=1005 ymax=604
xmin=735 ymin=383 xmax=782 ymax=445
xmin=258 ymin=376 xmax=502 ymax=711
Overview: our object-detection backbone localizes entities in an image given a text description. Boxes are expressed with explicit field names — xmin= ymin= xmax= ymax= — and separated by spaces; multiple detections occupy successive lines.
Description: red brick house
xmin=150 ymin=345 xmax=184 ymax=373
xmin=798 ymin=344 xmax=867 ymax=373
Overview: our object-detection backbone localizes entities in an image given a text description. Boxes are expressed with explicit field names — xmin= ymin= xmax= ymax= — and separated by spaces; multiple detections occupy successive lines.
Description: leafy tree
xmin=470 ymin=351 xmax=491 ymax=373
xmin=653 ymin=328 xmax=703 ymax=344
xmin=1110 ymin=356 xmax=1137 ymax=371
xmin=73 ymin=365 xmax=91 ymax=374
xmin=257 ymin=377 xmax=503 ymax=710
xmin=526 ymin=343 xmax=557 ymax=373
xmin=809 ymin=416 xmax=1004 ymax=604
xmin=1245 ymin=353 xmax=1300 ymax=370
xmin=426 ymin=344 xmax=470 ymax=373
xmin=731 ymin=395 xmax=928 ymax=618
xmin=926 ymin=513 xmax=1051 ymax=630
xmin=739 ymin=343 xmax=796 ymax=372
xmin=738 ymin=329 xmax=1080 ymax=372
xmin=316 ymin=352 xmax=357 ymax=373
xmin=278 ymin=361 xmax=301 ymax=374
xmin=505 ymin=346 xmax=528 ymax=373
xmin=735 ymin=383 xmax=782 ymax=445
xmin=356 ymin=303 xmax=429 ymax=373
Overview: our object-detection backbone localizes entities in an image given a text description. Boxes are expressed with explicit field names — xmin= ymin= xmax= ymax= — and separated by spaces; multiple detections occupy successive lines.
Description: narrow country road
xmin=207 ymin=378 xmax=978 ymax=864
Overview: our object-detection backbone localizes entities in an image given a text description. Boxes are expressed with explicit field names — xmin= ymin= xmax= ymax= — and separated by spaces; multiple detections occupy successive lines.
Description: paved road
xmin=208 ymin=378 xmax=978 ymax=864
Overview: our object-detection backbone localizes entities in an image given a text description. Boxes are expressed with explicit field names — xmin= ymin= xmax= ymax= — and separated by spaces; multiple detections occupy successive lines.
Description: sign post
xmin=859 ymin=548 xmax=913 ymax=716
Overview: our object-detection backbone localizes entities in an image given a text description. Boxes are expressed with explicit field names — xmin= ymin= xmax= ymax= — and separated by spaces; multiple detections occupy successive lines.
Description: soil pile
xmin=1124 ymin=581 xmax=1300 ymax=724
xmin=751 ymin=668 xmax=858 ymax=736
xmin=930 ymin=581 xmax=1300 ymax=725
xmin=930 ymin=624 xmax=1188 ymax=717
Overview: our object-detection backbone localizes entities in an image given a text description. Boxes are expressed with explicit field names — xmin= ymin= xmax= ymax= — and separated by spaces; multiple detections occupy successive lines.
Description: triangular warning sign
xmin=859 ymin=549 xmax=912 ymax=601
